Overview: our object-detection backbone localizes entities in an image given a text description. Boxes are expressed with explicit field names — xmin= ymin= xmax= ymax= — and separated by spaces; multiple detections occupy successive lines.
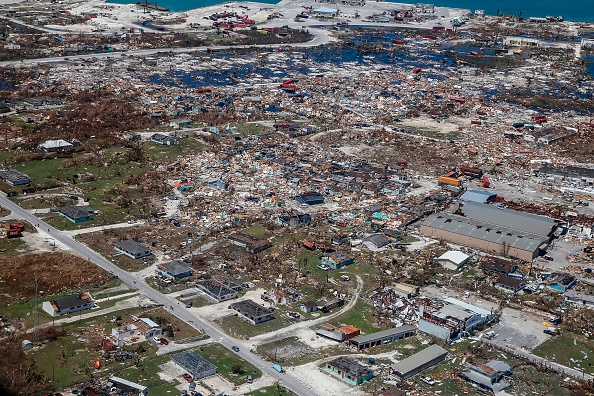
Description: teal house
xmin=325 ymin=357 xmax=373 ymax=385
xmin=321 ymin=252 xmax=354 ymax=269
xmin=58 ymin=205 xmax=93 ymax=223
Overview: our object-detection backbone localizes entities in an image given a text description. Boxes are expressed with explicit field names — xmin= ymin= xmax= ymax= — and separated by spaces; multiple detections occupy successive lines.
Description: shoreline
xmin=101 ymin=0 xmax=594 ymax=22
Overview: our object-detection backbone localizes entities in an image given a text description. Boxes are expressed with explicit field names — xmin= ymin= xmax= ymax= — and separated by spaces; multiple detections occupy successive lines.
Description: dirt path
xmin=248 ymin=275 xmax=363 ymax=347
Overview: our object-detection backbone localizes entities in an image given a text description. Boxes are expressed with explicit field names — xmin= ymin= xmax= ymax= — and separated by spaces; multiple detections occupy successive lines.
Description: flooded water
xmin=150 ymin=31 xmax=456 ymax=88
xmin=145 ymin=27 xmax=593 ymax=103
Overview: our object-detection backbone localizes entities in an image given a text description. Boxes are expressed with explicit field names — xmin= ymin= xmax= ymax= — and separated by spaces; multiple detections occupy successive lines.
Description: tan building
xmin=420 ymin=213 xmax=549 ymax=261
xmin=420 ymin=203 xmax=559 ymax=261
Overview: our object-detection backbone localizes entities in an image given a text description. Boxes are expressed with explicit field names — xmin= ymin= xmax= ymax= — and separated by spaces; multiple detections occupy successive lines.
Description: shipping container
xmin=438 ymin=176 xmax=461 ymax=186
xmin=10 ymin=223 xmax=24 ymax=231
xmin=482 ymin=176 xmax=491 ymax=188
xmin=460 ymin=166 xmax=483 ymax=178
xmin=6 ymin=228 xmax=22 ymax=238
xmin=449 ymin=97 xmax=466 ymax=103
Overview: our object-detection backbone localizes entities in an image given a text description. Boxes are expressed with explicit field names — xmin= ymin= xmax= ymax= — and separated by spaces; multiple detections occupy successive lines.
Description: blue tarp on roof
xmin=459 ymin=190 xmax=497 ymax=203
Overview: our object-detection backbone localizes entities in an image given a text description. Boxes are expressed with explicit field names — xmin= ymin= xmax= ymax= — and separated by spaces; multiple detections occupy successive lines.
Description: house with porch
xmin=321 ymin=251 xmax=355 ymax=269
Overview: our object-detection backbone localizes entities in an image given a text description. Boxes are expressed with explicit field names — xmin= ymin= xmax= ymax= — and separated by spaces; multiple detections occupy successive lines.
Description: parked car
xmin=231 ymin=346 xmax=240 ymax=352
xmin=420 ymin=376 xmax=435 ymax=386
xmin=182 ymin=373 xmax=193 ymax=382
xmin=317 ymin=264 xmax=329 ymax=271
xmin=153 ymin=337 xmax=161 ymax=344
xmin=159 ymin=338 xmax=169 ymax=345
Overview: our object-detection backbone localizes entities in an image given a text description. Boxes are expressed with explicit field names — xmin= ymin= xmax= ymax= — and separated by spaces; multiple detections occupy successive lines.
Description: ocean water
xmin=106 ymin=0 xmax=594 ymax=22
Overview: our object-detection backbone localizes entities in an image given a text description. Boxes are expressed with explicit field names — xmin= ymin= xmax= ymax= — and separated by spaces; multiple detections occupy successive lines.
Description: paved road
xmin=0 ymin=27 xmax=330 ymax=67
xmin=0 ymin=194 xmax=319 ymax=396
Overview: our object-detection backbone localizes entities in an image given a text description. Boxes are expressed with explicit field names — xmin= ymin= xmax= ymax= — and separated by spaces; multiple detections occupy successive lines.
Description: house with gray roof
xmin=362 ymin=233 xmax=391 ymax=251
xmin=114 ymin=240 xmax=152 ymax=259
xmin=58 ymin=205 xmax=93 ymax=223
xmin=157 ymin=260 xmax=193 ymax=280
xmin=0 ymin=169 xmax=30 ymax=186
xmin=230 ymin=299 xmax=274 ymax=324
xmin=195 ymin=279 xmax=238 ymax=302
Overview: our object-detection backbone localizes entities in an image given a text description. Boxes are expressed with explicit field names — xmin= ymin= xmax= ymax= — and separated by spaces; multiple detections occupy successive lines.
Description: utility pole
xmin=33 ymin=272 xmax=40 ymax=345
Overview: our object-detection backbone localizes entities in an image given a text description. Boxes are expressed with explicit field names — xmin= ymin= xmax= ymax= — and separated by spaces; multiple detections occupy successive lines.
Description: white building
xmin=111 ymin=317 xmax=162 ymax=346
xmin=436 ymin=251 xmax=470 ymax=270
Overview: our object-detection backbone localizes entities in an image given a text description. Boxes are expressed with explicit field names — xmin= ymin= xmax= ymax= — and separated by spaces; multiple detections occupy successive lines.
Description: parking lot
xmin=489 ymin=309 xmax=550 ymax=350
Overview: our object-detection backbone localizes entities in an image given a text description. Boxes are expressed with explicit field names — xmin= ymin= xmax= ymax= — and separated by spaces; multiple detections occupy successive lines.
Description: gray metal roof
xmin=392 ymin=344 xmax=448 ymax=376
xmin=351 ymin=325 xmax=416 ymax=344
xmin=109 ymin=376 xmax=147 ymax=391
xmin=159 ymin=260 xmax=192 ymax=276
xmin=421 ymin=213 xmax=549 ymax=253
xmin=459 ymin=190 xmax=497 ymax=203
xmin=459 ymin=202 xmax=558 ymax=237
xmin=114 ymin=239 xmax=151 ymax=255
xmin=171 ymin=350 xmax=216 ymax=377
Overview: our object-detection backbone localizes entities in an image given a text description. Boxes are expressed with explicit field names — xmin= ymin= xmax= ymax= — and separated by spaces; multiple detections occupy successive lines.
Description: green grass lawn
xmin=1 ymin=278 xmax=121 ymax=327
xmin=0 ymin=205 xmax=9 ymax=216
xmin=195 ymin=343 xmax=262 ymax=386
xmin=325 ymin=299 xmax=383 ymax=335
xmin=217 ymin=309 xmax=294 ymax=340
xmin=180 ymin=295 xmax=211 ymax=308
xmin=113 ymin=353 xmax=178 ymax=394
xmin=110 ymin=253 xmax=155 ymax=272
xmin=242 ymin=225 xmax=269 ymax=239
xmin=145 ymin=138 xmax=205 ymax=162
xmin=532 ymin=332 xmax=594 ymax=374
xmin=247 ymin=385 xmax=295 ymax=396
xmin=234 ymin=122 xmax=269 ymax=136
xmin=5 ymin=147 xmax=158 ymax=226
xmin=93 ymin=288 xmax=131 ymax=300
xmin=146 ymin=308 xmax=202 ymax=340
xmin=29 ymin=336 xmax=96 ymax=389
xmin=0 ymin=236 xmax=29 ymax=254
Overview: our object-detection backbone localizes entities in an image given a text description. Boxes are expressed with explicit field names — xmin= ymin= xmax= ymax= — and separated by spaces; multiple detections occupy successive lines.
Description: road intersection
xmin=0 ymin=193 xmax=319 ymax=396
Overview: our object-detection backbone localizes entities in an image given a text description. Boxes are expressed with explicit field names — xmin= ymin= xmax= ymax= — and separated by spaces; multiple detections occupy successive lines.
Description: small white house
xmin=436 ymin=251 xmax=470 ymax=270
xmin=111 ymin=317 xmax=163 ymax=346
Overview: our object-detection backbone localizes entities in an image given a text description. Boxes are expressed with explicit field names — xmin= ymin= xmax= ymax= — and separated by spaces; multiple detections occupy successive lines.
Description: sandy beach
xmin=4 ymin=0 xmax=469 ymax=35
